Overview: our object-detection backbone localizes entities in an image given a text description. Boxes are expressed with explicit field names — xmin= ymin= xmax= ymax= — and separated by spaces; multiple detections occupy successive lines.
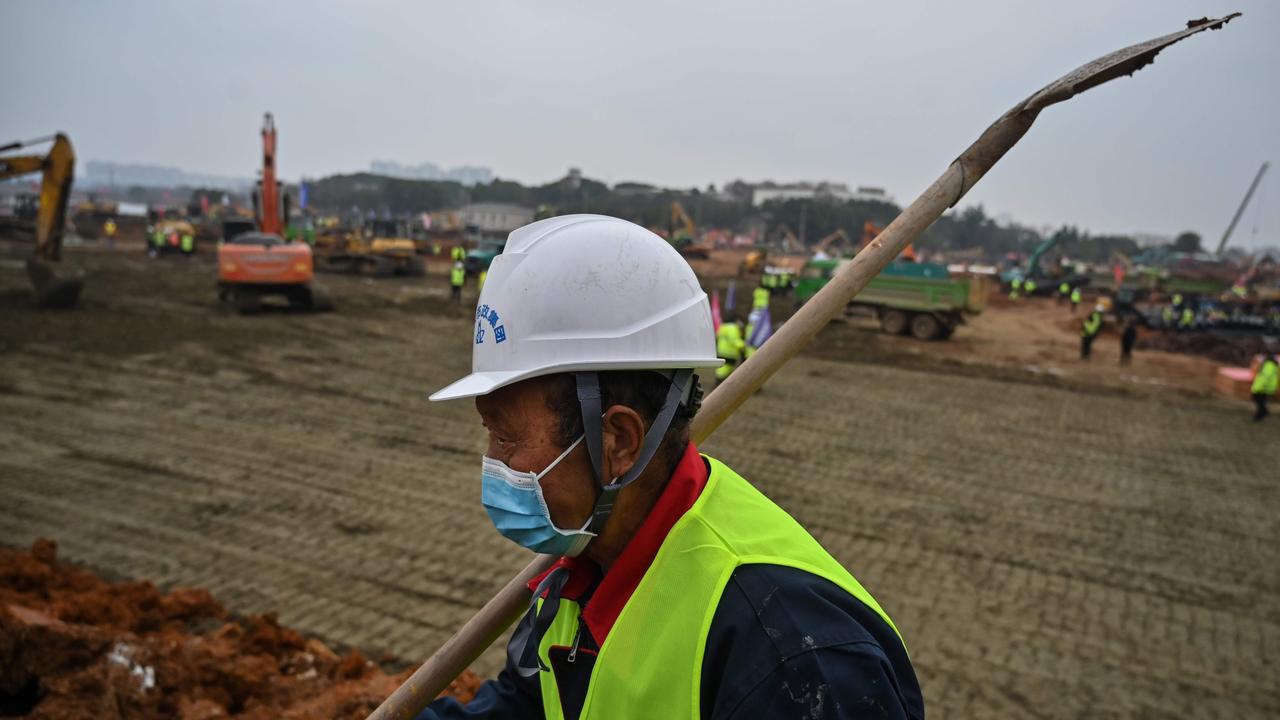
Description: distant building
xmin=613 ymin=182 xmax=660 ymax=196
xmin=370 ymin=160 xmax=494 ymax=186
xmin=83 ymin=161 xmax=251 ymax=191
xmin=460 ymin=202 xmax=534 ymax=234
xmin=1132 ymin=232 xmax=1174 ymax=248
xmin=751 ymin=181 xmax=893 ymax=207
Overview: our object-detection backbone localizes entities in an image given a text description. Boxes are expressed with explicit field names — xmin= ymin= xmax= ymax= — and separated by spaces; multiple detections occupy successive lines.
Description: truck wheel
xmin=880 ymin=309 xmax=910 ymax=335
xmin=910 ymin=313 xmax=942 ymax=340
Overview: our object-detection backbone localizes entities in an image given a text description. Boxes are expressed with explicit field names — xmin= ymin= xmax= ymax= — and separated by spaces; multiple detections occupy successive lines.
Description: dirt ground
xmin=0 ymin=538 xmax=480 ymax=719
xmin=2 ymin=244 xmax=1278 ymax=718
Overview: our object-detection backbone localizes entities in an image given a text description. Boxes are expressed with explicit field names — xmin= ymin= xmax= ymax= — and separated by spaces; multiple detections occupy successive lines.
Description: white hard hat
xmin=1095 ymin=304 xmax=1106 ymax=312
xmin=430 ymin=215 xmax=720 ymax=401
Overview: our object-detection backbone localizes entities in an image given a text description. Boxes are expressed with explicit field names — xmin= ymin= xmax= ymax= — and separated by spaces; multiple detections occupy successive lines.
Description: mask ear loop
xmin=576 ymin=369 xmax=693 ymax=536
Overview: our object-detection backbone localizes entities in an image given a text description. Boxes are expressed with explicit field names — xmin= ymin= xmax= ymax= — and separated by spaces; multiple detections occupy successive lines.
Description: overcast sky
xmin=3 ymin=1 xmax=1276 ymax=246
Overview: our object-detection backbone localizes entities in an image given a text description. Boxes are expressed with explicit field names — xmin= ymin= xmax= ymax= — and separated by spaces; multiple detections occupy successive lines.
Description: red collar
xmin=527 ymin=442 xmax=709 ymax=643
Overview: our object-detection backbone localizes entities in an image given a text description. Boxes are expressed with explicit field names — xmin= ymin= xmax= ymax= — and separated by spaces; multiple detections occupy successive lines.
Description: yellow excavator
xmin=668 ymin=201 xmax=711 ymax=259
xmin=0 ymin=133 xmax=83 ymax=308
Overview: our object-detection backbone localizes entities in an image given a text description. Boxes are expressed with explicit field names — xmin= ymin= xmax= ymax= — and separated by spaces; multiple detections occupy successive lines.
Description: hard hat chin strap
xmin=575 ymin=369 xmax=694 ymax=536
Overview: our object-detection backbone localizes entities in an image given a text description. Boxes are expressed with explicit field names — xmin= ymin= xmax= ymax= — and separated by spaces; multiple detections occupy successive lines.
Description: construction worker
xmin=761 ymin=271 xmax=777 ymax=292
xmin=149 ymin=228 xmax=165 ymax=258
xmin=425 ymin=215 xmax=922 ymax=719
xmin=715 ymin=318 xmax=746 ymax=383
xmin=752 ymin=284 xmax=770 ymax=312
xmin=1161 ymin=305 xmax=1175 ymax=328
xmin=449 ymin=260 xmax=465 ymax=303
xmin=1080 ymin=304 xmax=1104 ymax=360
xmin=1070 ymin=286 xmax=1082 ymax=313
xmin=451 ymin=244 xmax=466 ymax=263
xmin=1172 ymin=292 xmax=1184 ymax=308
xmin=1120 ymin=316 xmax=1138 ymax=365
xmin=1058 ymin=281 xmax=1070 ymax=304
xmin=1023 ymin=278 xmax=1037 ymax=297
xmin=180 ymin=232 xmax=195 ymax=255
xmin=1009 ymin=277 xmax=1022 ymax=300
xmin=1178 ymin=305 xmax=1196 ymax=331
xmin=103 ymin=218 xmax=117 ymax=249
xmin=1251 ymin=350 xmax=1278 ymax=421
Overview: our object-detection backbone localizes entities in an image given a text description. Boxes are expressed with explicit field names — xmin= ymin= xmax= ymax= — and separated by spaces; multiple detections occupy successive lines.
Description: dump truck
xmin=795 ymin=259 xmax=988 ymax=340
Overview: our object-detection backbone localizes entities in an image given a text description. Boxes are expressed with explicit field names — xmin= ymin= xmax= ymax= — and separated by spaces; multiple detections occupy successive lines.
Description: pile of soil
xmin=0 ymin=539 xmax=480 ymax=719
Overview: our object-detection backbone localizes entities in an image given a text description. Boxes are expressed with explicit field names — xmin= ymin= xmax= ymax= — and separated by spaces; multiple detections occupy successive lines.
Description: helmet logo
xmin=475 ymin=303 xmax=507 ymax=345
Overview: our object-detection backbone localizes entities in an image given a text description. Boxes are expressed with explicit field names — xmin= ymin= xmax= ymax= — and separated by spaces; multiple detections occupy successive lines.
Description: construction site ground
xmin=2 ymin=244 xmax=1277 ymax=718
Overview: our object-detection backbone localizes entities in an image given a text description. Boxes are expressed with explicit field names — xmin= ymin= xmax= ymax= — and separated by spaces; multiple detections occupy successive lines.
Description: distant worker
xmin=103 ymin=218 xmax=118 ymax=249
xmin=180 ymin=232 xmax=195 ymax=256
xmin=1161 ymin=305 xmax=1175 ymax=328
xmin=1080 ymin=304 xmax=1104 ymax=360
xmin=1172 ymin=292 xmax=1184 ymax=308
xmin=1058 ymin=281 xmax=1070 ymax=305
xmin=450 ymin=260 xmax=466 ymax=302
xmin=1069 ymin=286 xmax=1082 ymax=313
xmin=451 ymin=244 xmax=466 ymax=263
xmin=1009 ymin=277 xmax=1022 ymax=300
xmin=149 ymin=228 xmax=164 ymax=258
xmin=1252 ymin=350 xmax=1278 ymax=421
xmin=1178 ymin=305 xmax=1195 ymax=331
xmin=1120 ymin=317 xmax=1138 ymax=365
xmin=752 ymin=284 xmax=770 ymax=312
xmin=715 ymin=319 xmax=746 ymax=383
xmin=1023 ymin=278 xmax=1037 ymax=297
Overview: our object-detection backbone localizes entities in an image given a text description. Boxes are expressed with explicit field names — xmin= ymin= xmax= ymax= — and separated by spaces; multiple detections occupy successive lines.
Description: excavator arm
xmin=0 ymin=133 xmax=82 ymax=307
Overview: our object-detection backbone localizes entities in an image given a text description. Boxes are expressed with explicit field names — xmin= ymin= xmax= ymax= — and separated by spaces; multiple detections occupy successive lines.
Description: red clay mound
xmin=0 ymin=539 xmax=480 ymax=719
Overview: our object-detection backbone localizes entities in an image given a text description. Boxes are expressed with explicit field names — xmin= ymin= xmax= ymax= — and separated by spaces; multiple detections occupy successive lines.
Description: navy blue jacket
xmin=416 ymin=563 xmax=922 ymax=719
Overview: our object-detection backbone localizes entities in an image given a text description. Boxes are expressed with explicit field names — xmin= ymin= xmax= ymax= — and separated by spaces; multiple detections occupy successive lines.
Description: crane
xmin=0 ymin=133 xmax=83 ymax=308
xmin=1216 ymin=161 xmax=1269 ymax=256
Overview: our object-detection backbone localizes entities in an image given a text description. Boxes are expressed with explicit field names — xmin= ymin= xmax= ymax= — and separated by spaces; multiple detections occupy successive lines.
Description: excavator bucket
xmin=26 ymin=258 xmax=84 ymax=309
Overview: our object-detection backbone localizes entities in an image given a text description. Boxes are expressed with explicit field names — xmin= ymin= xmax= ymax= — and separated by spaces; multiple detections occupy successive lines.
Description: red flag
xmin=710 ymin=289 xmax=722 ymax=333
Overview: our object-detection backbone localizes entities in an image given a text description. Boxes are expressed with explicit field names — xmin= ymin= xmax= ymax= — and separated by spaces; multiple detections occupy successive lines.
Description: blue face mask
xmin=481 ymin=436 xmax=596 ymax=557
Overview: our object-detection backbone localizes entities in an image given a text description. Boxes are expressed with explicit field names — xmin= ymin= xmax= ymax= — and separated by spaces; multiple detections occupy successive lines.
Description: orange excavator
xmin=0 ymin=133 xmax=84 ymax=308
xmin=859 ymin=220 xmax=915 ymax=261
xmin=217 ymin=114 xmax=327 ymax=312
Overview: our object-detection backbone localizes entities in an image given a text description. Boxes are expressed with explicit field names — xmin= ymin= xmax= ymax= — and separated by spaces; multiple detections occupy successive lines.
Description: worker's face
xmin=475 ymin=377 xmax=597 ymax=531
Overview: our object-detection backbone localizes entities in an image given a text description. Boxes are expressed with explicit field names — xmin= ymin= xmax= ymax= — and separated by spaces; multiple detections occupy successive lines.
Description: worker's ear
xmin=600 ymin=405 xmax=646 ymax=482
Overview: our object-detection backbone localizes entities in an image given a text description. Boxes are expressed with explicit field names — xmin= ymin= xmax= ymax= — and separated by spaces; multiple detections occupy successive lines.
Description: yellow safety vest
xmin=452 ymin=246 xmax=466 ymax=262
xmin=1082 ymin=312 xmax=1102 ymax=337
xmin=1253 ymin=359 xmax=1278 ymax=395
xmin=715 ymin=323 xmax=744 ymax=359
xmin=1059 ymin=283 xmax=1069 ymax=295
xmin=478 ymin=270 xmax=487 ymax=292
xmin=534 ymin=457 xmax=903 ymax=720
xmin=450 ymin=264 xmax=465 ymax=286
xmin=1070 ymin=289 xmax=1082 ymax=303
xmin=181 ymin=234 xmax=194 ymax=252
xmin=752 ymin=287 xmax=770 ymax=310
